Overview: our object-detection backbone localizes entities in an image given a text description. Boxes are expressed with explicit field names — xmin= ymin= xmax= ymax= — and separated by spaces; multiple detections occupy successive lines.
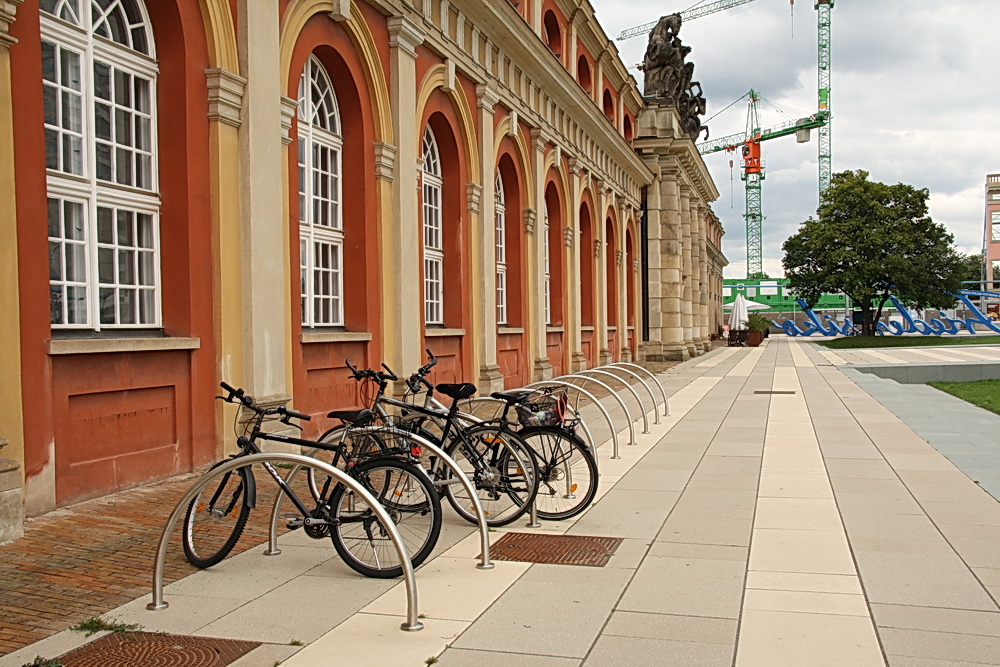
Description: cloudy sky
xmin=589 ymin=0 xmax=1000 ymax=278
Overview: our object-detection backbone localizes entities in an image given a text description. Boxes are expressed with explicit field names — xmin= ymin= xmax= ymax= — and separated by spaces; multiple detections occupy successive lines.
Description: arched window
xmin=603 ymin=89 xmax=614 ymax=120
xmin=422 ymin=126 xmax=443 ymax=325
xmin=543 ymin=199 xmax=551 ymax=325
xmin=577 ymin=56 xmax=592 ymax=94
xmin=42 ymin=0 xmax=159 ymax=329
xmin=543 ymin=11 xmax=562 ymax=57
xmin=495 ymin=172 xmax=507 ymax=325
xmin=297 ymin=56 xmax=343 ymax=327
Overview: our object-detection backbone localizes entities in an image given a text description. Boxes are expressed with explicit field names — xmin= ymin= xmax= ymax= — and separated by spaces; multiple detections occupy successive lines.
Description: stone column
xmin=596 ymin=179 xmax=612 ymax=366
xmin=474 ymin=85 xmax=504 ymax=392
xmin=679 ymin=184 xmax=696 ymax=357
xmin=237 ymin=0 xmax=291 ymax=403
xmin=658 ymin=161 xmax=688 ymax=360
xmin=688 ymin=197 xmax=704 ymax=353
xmin=641 ymin=157 xmax=664 ymax=360
xmin=0 ymin=0 xmax=24 ymax=543
xmin=618 ymin=202 xmax=630 ymax=362
xmin=530 ymin=129 xmax=553 ymax=381
xmin=383 ymin=16 xmax=425 ymax=381
xmin=697 ymin=205 xmax=711 ymax=352
xmin=567 ymin=158 xmax=587 ymax=371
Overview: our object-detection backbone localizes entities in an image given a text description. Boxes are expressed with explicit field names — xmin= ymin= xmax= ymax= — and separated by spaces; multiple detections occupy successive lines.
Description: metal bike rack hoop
xmin=610 ymin=362 xmax=669 ymax=417
xmin=525 ymin=379 xmax=621 ymax=460
xmin=594 ymin=365 xmax=660 ymax=425
xmin=557 ymin=373 xmax=637 ymax=449
xmin=268 ymin=427 xmax=494 ymax=570
xmin=579 ymin=368 xmax=650 ymax=434
xmin=149 ymin=452 xmax=424 ymax=632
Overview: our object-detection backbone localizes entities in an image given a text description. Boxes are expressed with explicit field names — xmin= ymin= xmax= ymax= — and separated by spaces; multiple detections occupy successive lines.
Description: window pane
xmin=118 ymin=289 xmax=135 ymax=324
xmin=117 ymin=250 xmax=134 ymax=284
xmin=98 ymin=247 xmax=114 ymax=282
xmin=95 ymin=102 xmax=111 ymax=140
xmin=47 ymin=199 xmax=60 ymax=237
xmin=114 ymin=69 xmax=131 ymax=106
xmin=60 ymin=49 xmax=80 ymax=91
xmin=67 ymin=243 xmax=86 ymax=281
xmin=49 ymin=241 xmax=63 ymax=281
xmin=115 ymin=147 xmax=133 ymax=185
xmin=117 ymin=210 xmax=133 ymax=246
xmin=139 ymin=289 xmax=155 ymax=323
xmin=99 ymin=287 xmax=116 ymax=324
xmin=96 ymin=143 xmax=112 ymax=180
xmin=67 ymin=285 xmax=87 ymax=324
xmin=45 ymin=129 xmax=59 ymax=170
xmin=64 ymin=201 xmax=84 ymax=239
xmin=41 ymin=42 xmax=56 ymax=82
xmin=97 ymin=207 xmax=113 ymax=243
xmin=137 ymin=214 xmax=153 ymax=248
xmin=50 ymin=285 xmax=64 ymax=325
xmin=138 ymin=251 xmax=154 ymax=285
xmin=94 ymin=62 xmax=111 ymax=100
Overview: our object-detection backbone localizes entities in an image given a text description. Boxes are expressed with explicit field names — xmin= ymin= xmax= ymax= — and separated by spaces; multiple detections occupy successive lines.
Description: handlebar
xmin=216 ymin=382 xmax=311 ymax=421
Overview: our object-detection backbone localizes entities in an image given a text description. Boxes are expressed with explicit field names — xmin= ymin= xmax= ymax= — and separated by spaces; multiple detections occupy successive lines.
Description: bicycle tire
xmin=306 ymin=426 xmax=388 ymax=503
xmin=443 ymin=424 xmax=539 ymax=527
xmin=328 ymin=457 xmax=442 ymax=579
xmin=182 ymin=463 xmax=252 ymax=568
xmin=518 ymin=426 xmax=598 ymax=520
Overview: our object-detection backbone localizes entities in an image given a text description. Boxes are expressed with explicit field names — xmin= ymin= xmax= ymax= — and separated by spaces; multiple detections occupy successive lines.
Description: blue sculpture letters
xmin=774 ymin=292 xmax=1000 ymax=337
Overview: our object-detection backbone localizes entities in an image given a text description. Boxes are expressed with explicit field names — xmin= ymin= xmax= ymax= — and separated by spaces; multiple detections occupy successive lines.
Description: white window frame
xmin=992 ymin=211 xmax=1000 ymax=242
xmin=42 ymin=0 xmax=161 ymax=331
xmin=422 ymin=127 xmax=443 ymax=325
xmin=495 ymin=172 xmax=507 ymax=326
xmin=297 ymin=55 xmax=344 ymax=328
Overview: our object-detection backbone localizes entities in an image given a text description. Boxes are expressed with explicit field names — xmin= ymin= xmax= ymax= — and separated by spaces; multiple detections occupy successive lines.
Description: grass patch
xmin=817 ymin=335 xmax=1000 ymax=350
xmin=69 ymin=616 xmax=142 ymax=638
xmin=928 ymin=379 xmax=1000 ymax=417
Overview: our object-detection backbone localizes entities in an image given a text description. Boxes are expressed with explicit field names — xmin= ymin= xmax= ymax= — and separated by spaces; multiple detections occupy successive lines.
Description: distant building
xmin=985 ymin=174 xmax=1000 ymax=289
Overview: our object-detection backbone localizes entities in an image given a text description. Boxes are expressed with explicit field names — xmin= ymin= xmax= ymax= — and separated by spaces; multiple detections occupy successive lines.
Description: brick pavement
xmin=0 ymin=469 xmax=303 ymax=656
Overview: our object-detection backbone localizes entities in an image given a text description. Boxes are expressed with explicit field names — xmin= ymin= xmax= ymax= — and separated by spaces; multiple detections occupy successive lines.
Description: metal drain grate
xmin=485 ymin=532 xmax=623 ymax=567
xmin=56 ymin=632 xmax=261 ymax=666
xmin=754 ymin=390 xmax=796 ymax=394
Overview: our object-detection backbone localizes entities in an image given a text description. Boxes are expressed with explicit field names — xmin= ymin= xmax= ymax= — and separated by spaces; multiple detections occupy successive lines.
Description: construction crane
xmin=618 ymin=0 xmax=835 ymax=274
xmin=616 ymin=0 xmax=763 ymax=41
xmin=698 ymin=90 xmax=828 ymax=278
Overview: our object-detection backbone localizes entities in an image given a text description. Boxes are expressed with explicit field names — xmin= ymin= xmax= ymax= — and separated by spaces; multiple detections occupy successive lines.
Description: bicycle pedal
xmin=281 ymin=512 xmax=304 ymax=529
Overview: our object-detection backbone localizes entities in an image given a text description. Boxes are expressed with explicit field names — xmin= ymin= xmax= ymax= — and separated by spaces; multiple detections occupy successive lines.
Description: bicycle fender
xmin=241 ymin=466 xmax=257 ymax=510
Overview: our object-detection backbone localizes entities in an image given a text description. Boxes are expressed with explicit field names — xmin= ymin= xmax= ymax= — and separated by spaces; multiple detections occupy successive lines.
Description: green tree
xmin=955 ymin=251 xmax=986 ymax=290
xmin=783 ymin=170 xmax=965 ymax=335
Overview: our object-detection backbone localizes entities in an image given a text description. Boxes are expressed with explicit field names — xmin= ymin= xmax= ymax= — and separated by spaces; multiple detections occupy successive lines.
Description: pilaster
xmin=530 ymin=129 xmax=553 ymax=381
xmin=384 ymin=15 xmax=425 ymax=379
xmin=0 ymin=0 xmax=24 ymax=540
xmin=679 ymin=184 xmax=696 ymax=357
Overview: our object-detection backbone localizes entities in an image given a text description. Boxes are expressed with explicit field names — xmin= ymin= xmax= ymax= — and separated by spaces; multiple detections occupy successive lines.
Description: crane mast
xmin=697 ymin=91 xmax=829 ymax=279
xmin=618 ymin=0 xmax=834 ymax=277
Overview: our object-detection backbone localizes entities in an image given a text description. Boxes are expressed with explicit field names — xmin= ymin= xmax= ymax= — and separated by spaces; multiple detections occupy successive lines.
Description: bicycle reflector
xmin=410 ymin=445 xmax=422 ymax=457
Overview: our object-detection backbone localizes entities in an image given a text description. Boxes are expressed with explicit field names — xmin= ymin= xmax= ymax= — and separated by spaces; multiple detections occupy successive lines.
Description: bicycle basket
xmin=515 ymin=390 xmax=568 ymax=428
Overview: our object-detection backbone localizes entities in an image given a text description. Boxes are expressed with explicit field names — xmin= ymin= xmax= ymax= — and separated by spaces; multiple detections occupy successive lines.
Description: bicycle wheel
xmin=328 ymin=457 xmax=441 ymax=578
xmin=518 ymin=426 xmax=598 ymax=520
xmin=443 ymin=425 xmax=539 ymax=527
xmin=306 ymin=426 xmax=387 ymax=503
xmin=182 ymin=463 xmax=252 ymax=568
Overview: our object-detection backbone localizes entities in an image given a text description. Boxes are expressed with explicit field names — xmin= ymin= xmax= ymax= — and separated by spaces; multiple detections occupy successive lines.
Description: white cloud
xmin=589 ymin=0 xmax=1000 ymax=279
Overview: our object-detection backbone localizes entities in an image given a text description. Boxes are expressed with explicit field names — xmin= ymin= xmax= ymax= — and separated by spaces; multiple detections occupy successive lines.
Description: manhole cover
xmin=56 ymin=632 xmax=261 ymax=666
xmin=485 ymin=532 xmax=623 ymax=567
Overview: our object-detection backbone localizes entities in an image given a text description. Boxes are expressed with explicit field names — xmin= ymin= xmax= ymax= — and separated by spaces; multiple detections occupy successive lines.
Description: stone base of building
xmin=598 ymin=348 xmax=613 ymax=367
xmin=0 ymin=454 xmax=24 ymax=545
xmin=532 ymin=357 xmax=553 ymax=382
xmin=646 ymin=345 xmax=690 ymax=362
xmin=478 ymin=364 xmax=506 ymax=394
xmin=570 ymin=352 xmax=588 ymax=372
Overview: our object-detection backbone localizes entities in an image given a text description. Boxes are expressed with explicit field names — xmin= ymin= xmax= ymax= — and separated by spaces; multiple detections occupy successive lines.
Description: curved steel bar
xmin=595 ymin=365 xmax=660 ymax=425
xmin=149 ymin=452 xmax=423 ymax=632
xmin=611 ymin=362 xmax=669 ymax=416
xmin=580 ymin=368 xmax=649 ymax=434
xmin=269 ymin=427 xmax=494 ymax=570
xmin=525 ymin=379 xmax=620 ymax=460
xmin=556 ymin=373 xmax=636 ymax=448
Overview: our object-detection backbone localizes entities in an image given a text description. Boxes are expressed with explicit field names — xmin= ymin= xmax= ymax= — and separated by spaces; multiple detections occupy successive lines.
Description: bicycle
xmin=336 ymin=354 xmax=540 ymax=527
xmin=181 ymin=382 xmax=441 ymax=578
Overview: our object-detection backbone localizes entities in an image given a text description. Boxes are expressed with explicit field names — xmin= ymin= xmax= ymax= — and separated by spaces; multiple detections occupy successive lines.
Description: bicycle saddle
xmin=435 ymin=383 xmax=478 ymax=400
xmin=326 ymin=408 xmax=375 ymax=425
xmin=490 ymin=390 xmax=532 ymax=405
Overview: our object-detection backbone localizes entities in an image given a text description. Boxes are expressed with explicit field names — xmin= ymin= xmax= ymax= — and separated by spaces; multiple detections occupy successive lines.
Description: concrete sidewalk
xmin=3 ymin=337 xmax=1000 ymax=666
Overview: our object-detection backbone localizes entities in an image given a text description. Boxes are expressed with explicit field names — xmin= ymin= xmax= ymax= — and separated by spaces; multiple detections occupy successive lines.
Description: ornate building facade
xmin=0 ymin=0 xmax=726 ymax=529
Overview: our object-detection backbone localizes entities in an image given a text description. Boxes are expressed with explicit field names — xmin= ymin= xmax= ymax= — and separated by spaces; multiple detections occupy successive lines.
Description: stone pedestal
xmin=0 ymin=439 xmax=24 ymax=545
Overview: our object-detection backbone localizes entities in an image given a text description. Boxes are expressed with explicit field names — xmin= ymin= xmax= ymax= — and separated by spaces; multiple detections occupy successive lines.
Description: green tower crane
xmin=697 ymin=90 xmax=828 ymax=278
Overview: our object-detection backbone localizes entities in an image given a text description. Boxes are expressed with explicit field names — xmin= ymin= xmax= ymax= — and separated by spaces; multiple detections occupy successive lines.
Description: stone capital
xmin=205 ymin=68 xmax=247 ymax=128
xmin=563 ymin=226 xmax=574 ymax=248
xmin=0 ymin=0 xmax=24 ymax=48
xmin=374 ymin=141 xmax=396 ymax=183
xmin=278 ymin=95 xmax=298 ymax=145
xmin=388 ymin=15 xmax=424 ymax=57
xmin=467 ymin=182 xmax=483 ymax=213
xmin=327 ymin=0 xmax=351 ymax=22
xmin=476 ymin=84 xmax=501 ymax=111
xmin=594 ymin=239 xmax=602 ymax=258
xmin=524 ymin=208 xmax=536 ymax=235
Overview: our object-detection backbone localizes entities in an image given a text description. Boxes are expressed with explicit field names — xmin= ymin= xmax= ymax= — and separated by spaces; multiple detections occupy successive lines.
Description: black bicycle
xmin=336 ymin=355 xmax=541 ymax=527
xmin=181 ymin=382 xmax=442 ymax=578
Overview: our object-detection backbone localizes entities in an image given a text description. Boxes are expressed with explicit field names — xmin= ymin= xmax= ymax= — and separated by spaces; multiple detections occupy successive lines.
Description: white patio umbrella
xmin=728 ymin=293 xmax=750 ymax=330
xmin=723 ymin=298 xmax=769 ymax=311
